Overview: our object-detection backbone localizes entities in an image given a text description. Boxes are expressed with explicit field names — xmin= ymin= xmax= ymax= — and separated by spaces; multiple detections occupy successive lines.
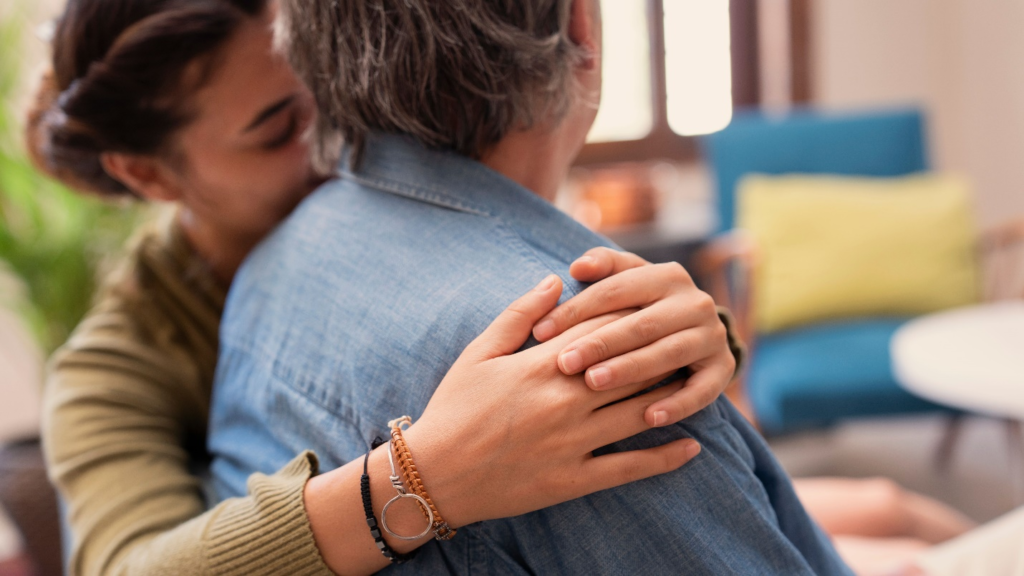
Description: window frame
xmin=574 ymin=0 xmax=762 ymax=166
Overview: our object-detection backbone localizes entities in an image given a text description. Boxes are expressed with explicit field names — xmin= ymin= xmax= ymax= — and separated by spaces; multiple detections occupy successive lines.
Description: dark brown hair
xmin=26 ymin=0 xmax=266 ymax=197
xmin=278 ymin=0 xmax=587 ymax=170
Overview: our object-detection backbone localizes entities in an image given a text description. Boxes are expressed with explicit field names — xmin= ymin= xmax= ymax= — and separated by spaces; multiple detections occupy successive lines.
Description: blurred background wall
xmin=813 ymin=0 xmax=1024 ymax=226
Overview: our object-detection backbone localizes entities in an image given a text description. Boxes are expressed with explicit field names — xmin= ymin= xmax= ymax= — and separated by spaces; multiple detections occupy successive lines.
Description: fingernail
xmin=684 ymin=441 xmax=702 ymax=459
xmin=575 ymin=255 xmax=596 ymax=267
xmin=534 ymin=319 xmax=556 ymax=341
xmin=559 ymin=349 xmax=583 ymax=374
xmin=651 ymin=410 xmax=668 ymax=427
xmin=534 ymin=275 xmax=557 ymax=292
xmin=588 ymin=366 xmax=611 ymax=389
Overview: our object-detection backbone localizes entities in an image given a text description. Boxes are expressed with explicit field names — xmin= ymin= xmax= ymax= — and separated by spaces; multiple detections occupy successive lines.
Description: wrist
xmin=302 ymin=445 xmax=431 ymax=575
xmin=399 ymin=423 xmax=475 ymax=529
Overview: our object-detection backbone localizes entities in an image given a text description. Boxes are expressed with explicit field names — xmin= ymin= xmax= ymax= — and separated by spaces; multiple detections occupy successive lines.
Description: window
xmin=587 ymin=1 xmax=653 ymax=143
xmin=578 ymin=0 xmax=761 ymax=166
xmin=663 ymin=0 xmax=733 ymax=136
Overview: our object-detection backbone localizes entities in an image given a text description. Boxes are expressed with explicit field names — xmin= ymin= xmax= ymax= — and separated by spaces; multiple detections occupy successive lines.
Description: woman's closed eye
xmin=241 ymin=94 xmax=300 ymax=151
xmin=261 ymin=108 xmax=298 ymax=150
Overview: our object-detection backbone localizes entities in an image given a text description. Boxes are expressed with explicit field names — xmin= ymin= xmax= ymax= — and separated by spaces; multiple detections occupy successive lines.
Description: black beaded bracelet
xmin=362 ymin=437 xmax=417 ymax=564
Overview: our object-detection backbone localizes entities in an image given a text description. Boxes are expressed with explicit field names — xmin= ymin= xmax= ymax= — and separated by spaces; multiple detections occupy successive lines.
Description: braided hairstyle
xmin=25 ymin=0 xmax=266 ymax=197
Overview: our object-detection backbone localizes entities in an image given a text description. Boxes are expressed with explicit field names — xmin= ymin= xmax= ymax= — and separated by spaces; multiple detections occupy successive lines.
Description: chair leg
xmin=1006 ymin=419 xmax=1024 ymax=505
xmin=934 ymin=413 xmax=965 ymax=472
xmin=724 ymin=376 xmax=759 ymax=431
xmin=0 ymin=440 xmax=63 ymax=576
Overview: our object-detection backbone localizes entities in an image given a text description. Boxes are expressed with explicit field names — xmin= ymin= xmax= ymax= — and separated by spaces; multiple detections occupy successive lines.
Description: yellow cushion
xmin=737 ymin=174 xmax=980 ymax=333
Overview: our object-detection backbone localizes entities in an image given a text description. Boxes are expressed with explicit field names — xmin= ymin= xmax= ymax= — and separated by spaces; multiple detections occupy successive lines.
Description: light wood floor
xmin=771 ymin=414 xmax=1020 ymax=523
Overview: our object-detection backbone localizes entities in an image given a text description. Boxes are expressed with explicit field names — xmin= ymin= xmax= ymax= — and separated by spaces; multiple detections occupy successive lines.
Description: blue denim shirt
xmin=210 ymin=133 xmax=851 ymax=575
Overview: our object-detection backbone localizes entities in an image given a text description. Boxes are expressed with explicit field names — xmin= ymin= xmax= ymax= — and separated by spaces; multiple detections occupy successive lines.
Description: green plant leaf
xmin=0 ymin=4 xmax=141 ymax=353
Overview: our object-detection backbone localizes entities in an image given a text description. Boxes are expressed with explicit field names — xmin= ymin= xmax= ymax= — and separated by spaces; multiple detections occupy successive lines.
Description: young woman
xmin=28 ymin=1 xmax=740 ymax=574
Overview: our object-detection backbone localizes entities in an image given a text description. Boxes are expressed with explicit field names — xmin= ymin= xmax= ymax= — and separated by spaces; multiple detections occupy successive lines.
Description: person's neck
xmin=481 ymin=124 xmax=581 ymax=203
xmin=177 ymin=209 xmax=267 ymax=286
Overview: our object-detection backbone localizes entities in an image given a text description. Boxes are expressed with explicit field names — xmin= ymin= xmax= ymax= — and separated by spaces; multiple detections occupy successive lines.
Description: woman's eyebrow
xmin=243 ymin=95 xmax=295 ymax=133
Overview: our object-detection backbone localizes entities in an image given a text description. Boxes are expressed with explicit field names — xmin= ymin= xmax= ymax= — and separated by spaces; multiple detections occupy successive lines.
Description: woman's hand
xmin=305 ymin=274 xmax=703 ymax=575
xmin=532 ymin=248 xmax=736 ymax=428
xmin=403 ymin=275 xmax=701 ymax=528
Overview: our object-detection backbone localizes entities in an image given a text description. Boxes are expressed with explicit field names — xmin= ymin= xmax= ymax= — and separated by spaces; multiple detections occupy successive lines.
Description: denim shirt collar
xmin=337 ymin=132 xmax=612 ymax=263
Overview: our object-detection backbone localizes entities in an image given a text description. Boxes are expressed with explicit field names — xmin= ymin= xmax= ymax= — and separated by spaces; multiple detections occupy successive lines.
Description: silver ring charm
xmin=381 ymin=437 xmax=435 ymax=540
xmin=381 ymin=493 xmax=435 ymax=540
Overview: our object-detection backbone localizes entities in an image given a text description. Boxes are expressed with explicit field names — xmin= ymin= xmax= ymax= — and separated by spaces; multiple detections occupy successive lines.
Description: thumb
xmin=467 ymin=275 xmax=563 ymax=359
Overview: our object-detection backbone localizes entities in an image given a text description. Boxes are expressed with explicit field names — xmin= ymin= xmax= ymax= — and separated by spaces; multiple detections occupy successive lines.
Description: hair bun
xmin=24 ymin=68 xmax=130 ymax=197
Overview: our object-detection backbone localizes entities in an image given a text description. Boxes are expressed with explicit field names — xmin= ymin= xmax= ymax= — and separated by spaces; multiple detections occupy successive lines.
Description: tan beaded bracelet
xmin=388 ymin=416 xmax=457 ymax=541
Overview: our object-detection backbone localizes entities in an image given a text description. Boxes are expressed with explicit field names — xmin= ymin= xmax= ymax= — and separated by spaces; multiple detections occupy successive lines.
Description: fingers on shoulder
xmin=586 ymin=438 xmax=701 ymax=493
xmin=571 ymin=248 xmax=648 ymax=281
xmin=548 ymin=309 xmax=637 ymax=349
xmin=645 ymin=363 xmax=733 ymax=426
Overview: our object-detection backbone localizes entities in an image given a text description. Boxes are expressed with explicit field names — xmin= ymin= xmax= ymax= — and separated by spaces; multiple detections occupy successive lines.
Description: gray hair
xmin=277 ymin=0 xmax=587 ymax=171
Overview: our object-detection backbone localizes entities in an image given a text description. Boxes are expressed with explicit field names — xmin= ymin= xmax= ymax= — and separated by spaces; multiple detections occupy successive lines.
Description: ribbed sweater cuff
xmin=717 ymin=306 xmax=747 ymax=377
xmin=204 ymin=451 xmax=333 ymax=576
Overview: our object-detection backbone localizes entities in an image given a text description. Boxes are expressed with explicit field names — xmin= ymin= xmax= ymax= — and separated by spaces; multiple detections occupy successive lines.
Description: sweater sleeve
xmin=42 ymin=316 xmax=335 ymax=576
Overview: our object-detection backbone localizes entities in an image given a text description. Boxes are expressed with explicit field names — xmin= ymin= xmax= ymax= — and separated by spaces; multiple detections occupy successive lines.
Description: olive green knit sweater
xmin=42 ymin=214 xmax=333 ymax=576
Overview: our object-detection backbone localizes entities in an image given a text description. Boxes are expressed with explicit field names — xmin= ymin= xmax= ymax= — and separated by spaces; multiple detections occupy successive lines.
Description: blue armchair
xmin=697 ymin=108 xmax=954 ymax=434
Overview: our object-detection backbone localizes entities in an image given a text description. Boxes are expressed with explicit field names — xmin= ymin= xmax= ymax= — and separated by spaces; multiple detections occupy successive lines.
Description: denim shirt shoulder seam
xmin=343 ymin=171 xmax=491 ymax=217
xmin=343 ymin=171 xmax=583 ymax=298
xmin=489 ymin=222 xmax=583 ymax=299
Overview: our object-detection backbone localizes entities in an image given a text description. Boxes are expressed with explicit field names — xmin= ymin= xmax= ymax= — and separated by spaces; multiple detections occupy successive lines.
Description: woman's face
xmin=167 ymin=9 xmax=319 ymax=237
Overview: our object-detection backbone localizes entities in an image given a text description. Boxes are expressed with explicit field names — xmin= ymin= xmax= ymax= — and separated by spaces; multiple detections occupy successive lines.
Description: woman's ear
xmin=568 ymin=0 xmax=601 ymax=71
xmin=100 ymin=152 xmax=182 ymax=202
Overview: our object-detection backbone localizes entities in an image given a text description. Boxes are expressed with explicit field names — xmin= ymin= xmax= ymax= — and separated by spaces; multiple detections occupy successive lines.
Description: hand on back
xmin=404 ymin=250 xmax=734 ymax=526
xmin=540 ymin=248 xmax=737 ymax=427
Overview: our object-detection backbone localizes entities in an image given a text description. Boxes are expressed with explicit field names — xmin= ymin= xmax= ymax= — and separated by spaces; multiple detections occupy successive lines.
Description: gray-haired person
xmin=208 ymin=1 xmax=852 ymax=573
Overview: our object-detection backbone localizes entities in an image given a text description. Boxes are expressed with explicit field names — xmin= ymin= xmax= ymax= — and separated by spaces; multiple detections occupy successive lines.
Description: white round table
xmin=891 ymin=301 xmax=1024 ymax=501
xmin=891 ymin=301 xmax=1024 ymax=420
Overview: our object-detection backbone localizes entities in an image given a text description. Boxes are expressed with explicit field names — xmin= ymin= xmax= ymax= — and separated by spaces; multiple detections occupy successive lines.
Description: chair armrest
xmin=693 ymin=231 xmax=758 ymax=345
xmin=979 ymin=216 xmax=1024 ymax=300
xmin=693 ymin=232 xmax=761 ymax=426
